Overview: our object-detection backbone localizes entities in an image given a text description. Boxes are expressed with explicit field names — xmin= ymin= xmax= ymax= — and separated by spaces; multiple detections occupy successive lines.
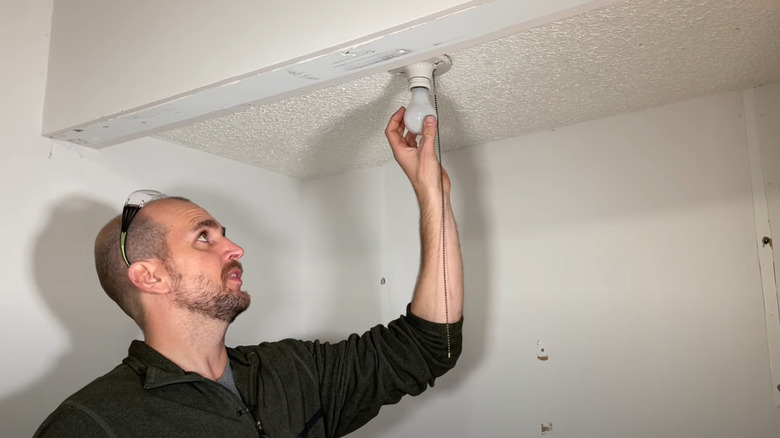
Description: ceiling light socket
xmin=392 ymin=55 xmax=452 ymax=91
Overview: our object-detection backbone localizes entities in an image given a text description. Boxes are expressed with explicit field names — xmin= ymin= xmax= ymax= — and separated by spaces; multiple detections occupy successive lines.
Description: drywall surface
xmin=300 ymin=167 xmax=385 ymax=337
xmin=755 ymin=82 xmax=780 ymax=305
xmin=300 ymin=88 xmax=780 ymax=437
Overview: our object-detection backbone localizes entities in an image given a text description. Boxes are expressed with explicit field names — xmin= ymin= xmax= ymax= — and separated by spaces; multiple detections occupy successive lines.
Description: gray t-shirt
xmin=217 ymin=363 xmax=242 ymax=400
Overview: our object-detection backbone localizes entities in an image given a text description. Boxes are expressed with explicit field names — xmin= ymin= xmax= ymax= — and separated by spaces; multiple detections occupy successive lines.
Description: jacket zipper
xmin=256 ymin=420 xmax=268 ymax=437
xmin=246 ymin=354 xmax=268 ymax=437
xmin=153 ymin=375 xmax=267 ymax=437
xmin=210 ymin=379 xmax=267 ymax=437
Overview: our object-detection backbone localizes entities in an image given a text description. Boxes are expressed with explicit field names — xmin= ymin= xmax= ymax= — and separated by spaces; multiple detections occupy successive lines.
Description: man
xmin=35 ymin=110 xmax=464 ymax=437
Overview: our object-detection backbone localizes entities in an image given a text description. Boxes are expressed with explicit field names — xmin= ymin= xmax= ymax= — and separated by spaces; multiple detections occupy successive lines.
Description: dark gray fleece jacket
xmin=34 ymin=309 xmax=462 ymax=437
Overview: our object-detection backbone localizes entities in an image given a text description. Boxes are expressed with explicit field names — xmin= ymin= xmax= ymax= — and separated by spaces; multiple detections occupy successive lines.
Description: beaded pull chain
xmin=431 ymin=71 xmax=451 ymax=359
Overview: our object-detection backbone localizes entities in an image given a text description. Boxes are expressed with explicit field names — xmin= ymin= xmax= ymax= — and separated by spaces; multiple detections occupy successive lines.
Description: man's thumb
xmin=420 ymin=115 xmax=437 ymax=153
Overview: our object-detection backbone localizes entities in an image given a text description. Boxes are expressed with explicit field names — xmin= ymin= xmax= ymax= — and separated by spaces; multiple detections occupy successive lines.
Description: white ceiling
xmin=156 ymin=0 xmax=780 ymax=180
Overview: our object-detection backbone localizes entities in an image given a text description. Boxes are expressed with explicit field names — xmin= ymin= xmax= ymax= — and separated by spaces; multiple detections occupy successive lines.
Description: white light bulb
xmin=404 ymin=87 xmax=435 ymax=135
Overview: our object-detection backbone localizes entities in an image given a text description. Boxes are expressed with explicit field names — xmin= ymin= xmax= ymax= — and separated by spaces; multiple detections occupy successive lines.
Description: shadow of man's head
xmin=32 ymin=196 xmax=139 ymax=349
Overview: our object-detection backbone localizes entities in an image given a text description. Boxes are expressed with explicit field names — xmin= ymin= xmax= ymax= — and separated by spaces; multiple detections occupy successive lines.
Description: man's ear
xmin=127 ymin=260 xmax=169 ymax=294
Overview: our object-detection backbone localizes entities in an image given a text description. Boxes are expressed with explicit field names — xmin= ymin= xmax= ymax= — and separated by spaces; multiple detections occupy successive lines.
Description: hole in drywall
xmin=537 ymin=340 xmax=549 ymax=361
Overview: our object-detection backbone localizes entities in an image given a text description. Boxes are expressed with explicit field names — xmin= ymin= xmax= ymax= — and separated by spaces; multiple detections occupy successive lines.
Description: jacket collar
xmin=123 ymin=340 xmax=255 ymax=389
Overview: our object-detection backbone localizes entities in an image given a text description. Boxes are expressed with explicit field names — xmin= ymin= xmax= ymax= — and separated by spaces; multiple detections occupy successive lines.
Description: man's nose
xmin=225 ymin=239 xmax=244 ymax=261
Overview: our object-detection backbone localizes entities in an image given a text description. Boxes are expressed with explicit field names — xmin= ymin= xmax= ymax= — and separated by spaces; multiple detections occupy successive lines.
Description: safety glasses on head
xmin=120 ymin=189 xmax=168 ymax=266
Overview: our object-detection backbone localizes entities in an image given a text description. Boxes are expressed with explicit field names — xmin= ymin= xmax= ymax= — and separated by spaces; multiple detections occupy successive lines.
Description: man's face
xmin=149 ymin=200 xmax=250 ymax=322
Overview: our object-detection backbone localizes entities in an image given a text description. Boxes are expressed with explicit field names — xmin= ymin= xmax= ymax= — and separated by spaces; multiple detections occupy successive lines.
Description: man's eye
xmin=197 ymin=232 xmax=209 ymax=242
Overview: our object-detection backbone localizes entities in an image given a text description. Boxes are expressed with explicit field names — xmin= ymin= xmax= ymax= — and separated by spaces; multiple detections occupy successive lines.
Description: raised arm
xmin=384 ymin=108 xmax=463 ymax=323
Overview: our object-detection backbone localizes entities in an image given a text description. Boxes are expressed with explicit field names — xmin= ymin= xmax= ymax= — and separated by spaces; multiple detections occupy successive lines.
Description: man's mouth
xmin=223 ymin=261 xmax=244 ymax=286
xmin=227 ymin=269 xmax=242 ymax=283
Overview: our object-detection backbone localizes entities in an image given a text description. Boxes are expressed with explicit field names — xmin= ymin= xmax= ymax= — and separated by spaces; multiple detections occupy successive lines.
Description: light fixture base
xmin=391 ymin=55 xmax=452 ymax=90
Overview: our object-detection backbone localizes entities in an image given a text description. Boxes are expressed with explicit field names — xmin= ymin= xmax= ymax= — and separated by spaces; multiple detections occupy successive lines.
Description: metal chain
xmin=431 ymin=71 xmax=451 ymax=359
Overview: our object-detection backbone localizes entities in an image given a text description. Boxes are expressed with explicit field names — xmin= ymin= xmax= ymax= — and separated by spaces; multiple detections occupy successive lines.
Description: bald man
xmin=35 ymin=111 xmax=464 ymax=438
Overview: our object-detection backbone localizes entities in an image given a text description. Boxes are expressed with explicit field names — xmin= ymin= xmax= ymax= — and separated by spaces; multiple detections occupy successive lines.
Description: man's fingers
xmin=386 ymin=108 xmax=413 ymax=160
xmin=385 ymin=107 xmax=406 ymax=138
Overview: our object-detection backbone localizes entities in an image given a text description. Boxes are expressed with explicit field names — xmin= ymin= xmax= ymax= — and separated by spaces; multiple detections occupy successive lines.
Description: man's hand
xmin=384 ymin=108 xmax=450 ymax=202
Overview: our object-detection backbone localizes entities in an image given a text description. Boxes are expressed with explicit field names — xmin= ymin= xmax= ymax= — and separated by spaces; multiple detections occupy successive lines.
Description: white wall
xmin=0 ymin=1 xmax=304 ymax=436
xmin=301 ymin=86 xmax=780 ymax=437
xmin=301 ymin=167 xmax=385 ymax=337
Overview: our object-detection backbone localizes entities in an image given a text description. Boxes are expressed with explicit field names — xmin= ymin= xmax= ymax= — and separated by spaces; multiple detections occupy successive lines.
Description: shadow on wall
xmin=0 ymin=197 xmax=140 ymax=436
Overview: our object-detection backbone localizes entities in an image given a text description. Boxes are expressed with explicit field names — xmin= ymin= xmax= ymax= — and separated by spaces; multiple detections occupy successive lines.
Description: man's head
xmin=94 ymin=194 xmax=249 ymax=329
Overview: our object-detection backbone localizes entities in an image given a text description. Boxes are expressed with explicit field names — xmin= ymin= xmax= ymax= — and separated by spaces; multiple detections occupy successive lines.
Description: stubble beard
xmin=168 ymin=260 xmax=250 ymax=323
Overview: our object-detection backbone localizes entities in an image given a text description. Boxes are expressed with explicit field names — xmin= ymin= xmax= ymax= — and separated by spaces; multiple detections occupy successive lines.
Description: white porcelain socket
xmin=391 ymin=55 xmax=452 ymax=91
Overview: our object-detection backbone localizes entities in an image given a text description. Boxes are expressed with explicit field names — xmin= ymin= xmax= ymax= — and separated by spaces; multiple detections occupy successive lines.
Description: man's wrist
xmin=415 ymin=187 xmax=448 ymax=207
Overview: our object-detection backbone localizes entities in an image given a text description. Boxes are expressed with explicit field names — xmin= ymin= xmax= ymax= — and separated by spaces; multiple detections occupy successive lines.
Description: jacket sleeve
xmin=309 ymin=306 xmax=463 ymax=437
xmin=33 ymin=401 xmax=114 ymax=438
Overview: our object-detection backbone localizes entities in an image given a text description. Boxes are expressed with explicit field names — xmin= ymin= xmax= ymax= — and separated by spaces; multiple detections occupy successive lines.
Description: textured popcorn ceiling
xmin=157 ymin=0 xmax=780 ymax=180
